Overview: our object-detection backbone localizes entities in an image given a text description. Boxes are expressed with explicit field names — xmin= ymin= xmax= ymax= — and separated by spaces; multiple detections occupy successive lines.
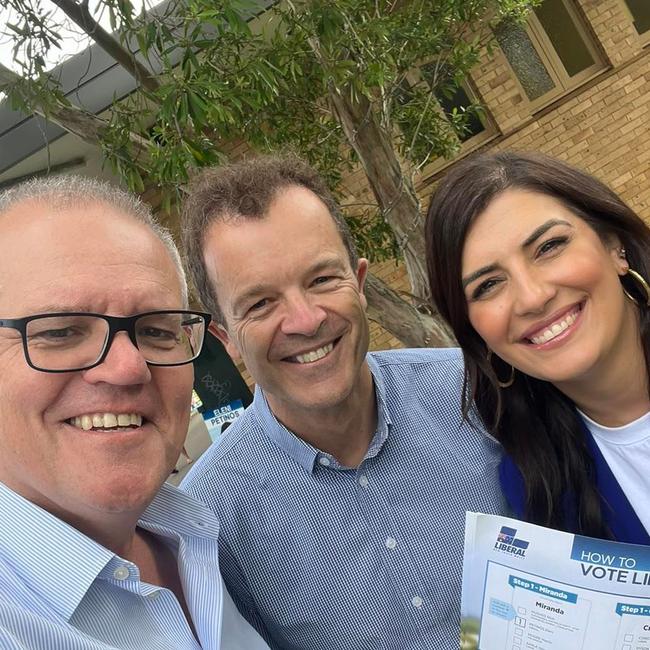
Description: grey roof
xmin=1 ymin=43 xmax=141 ymax=176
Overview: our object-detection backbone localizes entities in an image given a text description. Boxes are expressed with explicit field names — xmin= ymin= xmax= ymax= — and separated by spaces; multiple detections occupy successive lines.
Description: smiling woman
xmin=425 ymin=151 xmax=650 ymax=544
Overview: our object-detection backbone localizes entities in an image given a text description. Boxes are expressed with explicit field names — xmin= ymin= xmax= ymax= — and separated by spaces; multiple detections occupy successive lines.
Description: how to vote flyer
xmin=462 ymin=513 xmax=650 ymax=650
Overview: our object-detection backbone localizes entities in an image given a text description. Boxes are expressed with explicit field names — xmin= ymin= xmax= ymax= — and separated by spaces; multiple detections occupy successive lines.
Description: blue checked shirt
xmin=182 ymin=348 xmax=508 ymax=650
xmin=0 ymin=480 xmax=269 ymax=650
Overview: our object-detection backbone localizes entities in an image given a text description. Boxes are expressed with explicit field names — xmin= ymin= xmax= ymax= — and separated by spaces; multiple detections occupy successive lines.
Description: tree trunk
xmin=365 ymin=273 xmax=455 ymax=348
xmin=329 ymin=90 xmax=456 ymax=346
xmin=330 ymin=91 xmax=429 ymax=301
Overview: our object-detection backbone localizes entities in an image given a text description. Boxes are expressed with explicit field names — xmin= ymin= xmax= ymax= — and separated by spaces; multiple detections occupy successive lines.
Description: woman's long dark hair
xmin=425 ymin=151 xmax=650 ymax=538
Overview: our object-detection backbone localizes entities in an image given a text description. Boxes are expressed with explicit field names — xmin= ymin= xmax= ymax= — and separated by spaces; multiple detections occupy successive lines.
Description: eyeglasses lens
xmin=25 ymin=312 xmax=205 ymax=371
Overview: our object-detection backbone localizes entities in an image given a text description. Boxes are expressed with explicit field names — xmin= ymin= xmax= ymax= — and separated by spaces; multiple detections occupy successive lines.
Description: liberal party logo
xmin=494 ymin=526 xmax=530 ymax=558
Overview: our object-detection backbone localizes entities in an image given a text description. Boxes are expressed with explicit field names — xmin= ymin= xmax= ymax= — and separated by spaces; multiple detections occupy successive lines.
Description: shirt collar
xmin=253 ymin=387 xmax=320 ymax=472
xmin=0 ymin=481 xmax=219 ymax=622
xmin=0 ymin=481 xmax=114 ymax=622
xmin=254 ymin=353 xmax=392 ymax=473
xmin=366 ymin=353 xmax=392 ymax=454
xmin=139 ymin=481 xmax=220 ymax=540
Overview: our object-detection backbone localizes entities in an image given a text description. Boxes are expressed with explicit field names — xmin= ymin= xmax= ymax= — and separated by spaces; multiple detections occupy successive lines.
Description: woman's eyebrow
xmin=462 ymin=264 xmax=498 ymax=289
xmin=521 ymin=219 xmax=573 ymax=248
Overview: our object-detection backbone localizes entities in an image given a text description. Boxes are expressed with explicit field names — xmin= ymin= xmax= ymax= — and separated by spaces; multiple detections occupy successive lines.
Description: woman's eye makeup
xmin=536 ymin=235 xmax=570 ymax=257
xmin=470 ymin=277 xmax=502 ymax=301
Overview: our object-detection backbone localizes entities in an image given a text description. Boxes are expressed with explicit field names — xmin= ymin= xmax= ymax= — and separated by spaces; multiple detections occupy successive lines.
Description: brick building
xmin=356 ymin=0 xmax=650 ymax=352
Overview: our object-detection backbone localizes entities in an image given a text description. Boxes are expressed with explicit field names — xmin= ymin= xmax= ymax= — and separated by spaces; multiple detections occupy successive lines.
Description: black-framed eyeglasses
xmin=0 ymin=310 xmax=211 ymax=373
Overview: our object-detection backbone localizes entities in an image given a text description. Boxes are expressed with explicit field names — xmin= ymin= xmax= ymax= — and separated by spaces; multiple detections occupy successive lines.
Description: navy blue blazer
xmin=500 ymin=421 xmax=650 ymax=545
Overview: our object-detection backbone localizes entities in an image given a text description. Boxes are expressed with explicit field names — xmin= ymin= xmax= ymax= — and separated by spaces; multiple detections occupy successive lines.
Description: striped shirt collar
xmin=0 ymin=480 xmax=217 ymax=622
xmin=253 ymin=354 xmax=393 ymax=473
xmin=139 ymin=481 xmax=219 ymax=540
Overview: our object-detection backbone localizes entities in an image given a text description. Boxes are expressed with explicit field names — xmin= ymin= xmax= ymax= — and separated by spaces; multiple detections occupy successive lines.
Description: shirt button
xmin=147 ymin=591 xmax=161 ymax=600
xmin=113 ymin=566 xmax=130 ymax=581
xmin=385 ymin=537 xmax=397 ymax=549
xmin=412 ymin=595 xmax=424 ymax=609
xmin=359 ymin=475 xmax=369 ymax=488
xmin=192 ymin=520 xmax=206 ymax=528
xmin=318 ymin=457 xmax=331 ymax=467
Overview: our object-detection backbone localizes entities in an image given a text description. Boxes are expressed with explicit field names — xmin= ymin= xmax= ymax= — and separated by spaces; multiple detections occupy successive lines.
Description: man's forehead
xmin=1 ymin=197 xmax=148 ymax=244
xmin=206 ymin=197 xmax=342 ymax=250
xmin=1 ymin=197 xmax=107 ymax=243
xmin=0 ymin=201 xmax=181 ymax=314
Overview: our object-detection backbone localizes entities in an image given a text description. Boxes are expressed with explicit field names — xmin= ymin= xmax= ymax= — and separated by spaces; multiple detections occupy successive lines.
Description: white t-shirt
xmin=580 ymin=410 xmax=650 ymax=536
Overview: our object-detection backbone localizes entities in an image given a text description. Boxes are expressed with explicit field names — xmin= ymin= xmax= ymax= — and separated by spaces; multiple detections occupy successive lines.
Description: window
xmin=622 ymin=0 xmax=650 ymax=41
xmin=426 ymin=71 xmax=485 ymax=143
xmin=495 ymin=0 xmax=603 ymax=108
xmin=393 ymin=69 xmax=493 ymax=180
xmin=395 ymin=65 xmax=495 ymax=181
xmin=394 ymin=73 xmax=487 ymax=156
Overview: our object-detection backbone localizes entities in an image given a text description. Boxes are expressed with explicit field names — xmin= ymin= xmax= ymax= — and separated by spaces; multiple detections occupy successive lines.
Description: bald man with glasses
xmin=0 ymin=177 xmax=268 ymax=650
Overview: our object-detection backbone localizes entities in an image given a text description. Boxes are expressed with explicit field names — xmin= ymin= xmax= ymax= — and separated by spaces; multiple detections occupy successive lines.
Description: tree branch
xmin=50 ymin=0 xmax=161 ymax=93
xmin=0 ymin=63 xmax=151 ymax=160
xmin=365 ymin=273 xmax=454 ymax=347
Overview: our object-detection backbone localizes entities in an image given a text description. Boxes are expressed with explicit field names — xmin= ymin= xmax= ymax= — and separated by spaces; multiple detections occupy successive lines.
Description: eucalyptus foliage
xmin=3 ymin=0 xmax=537 ymax=262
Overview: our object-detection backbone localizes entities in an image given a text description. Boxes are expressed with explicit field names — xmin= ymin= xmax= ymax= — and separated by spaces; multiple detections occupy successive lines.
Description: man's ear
xmin=212 ymin=323 xmax=241 ymax=361
xmin=356 ymin=258 xmax=369 ymax=309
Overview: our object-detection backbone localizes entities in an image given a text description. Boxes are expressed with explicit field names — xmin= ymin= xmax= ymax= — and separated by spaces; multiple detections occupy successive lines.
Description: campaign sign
xmin=203 ymin=399 xmax=245 ymax=442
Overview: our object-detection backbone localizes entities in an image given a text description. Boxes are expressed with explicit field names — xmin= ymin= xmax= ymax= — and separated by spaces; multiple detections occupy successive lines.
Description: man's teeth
xmin=530 ymin=310 xmax=579 ymax=345
xmin=294 ymin=343 xmax=334 ymax=364
xmin=70 ymin=413 xmax=142 ymax=431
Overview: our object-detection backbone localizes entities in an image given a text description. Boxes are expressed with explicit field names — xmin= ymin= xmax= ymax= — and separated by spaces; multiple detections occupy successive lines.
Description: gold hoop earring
xmin=622 ymin=268 xmax=650 ymax=307
xmin=487 ymin=350 xmax=515 ymax=388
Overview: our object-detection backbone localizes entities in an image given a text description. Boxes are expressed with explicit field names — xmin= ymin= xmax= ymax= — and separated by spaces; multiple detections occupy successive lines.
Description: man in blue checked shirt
xmin=0 ymin=176 xmax=269 ymax=650
xmin=181 ymin=155 xmax=509 ymax=650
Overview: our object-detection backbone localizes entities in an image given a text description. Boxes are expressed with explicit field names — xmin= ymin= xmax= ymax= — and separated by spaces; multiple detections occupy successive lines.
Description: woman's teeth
xmin=70 ymin=413 xmax=142 ymax=431
xmin=529 ymin=309 xmax=579 ymax=345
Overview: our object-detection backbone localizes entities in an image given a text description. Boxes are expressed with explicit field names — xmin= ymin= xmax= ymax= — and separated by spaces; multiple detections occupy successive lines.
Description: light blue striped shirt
xmin=0 ymin=480 xmax=269 ymax=650
xmin=183 ymin=348 xmax=508 ymax=650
